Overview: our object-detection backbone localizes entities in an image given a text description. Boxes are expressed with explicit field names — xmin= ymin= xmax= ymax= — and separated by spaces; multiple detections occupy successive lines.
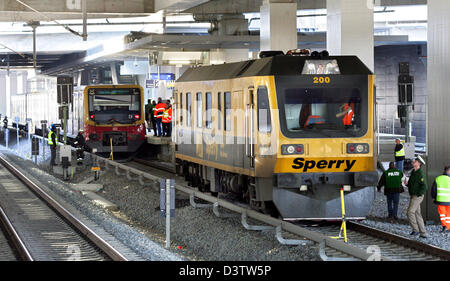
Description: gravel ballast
xmin=2 ymin=143 xmax=449 ymax=260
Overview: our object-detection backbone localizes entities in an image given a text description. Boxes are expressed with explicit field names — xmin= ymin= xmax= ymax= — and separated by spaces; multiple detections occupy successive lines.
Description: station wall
xmin=374 ymin=44 xmax=427 ymax=144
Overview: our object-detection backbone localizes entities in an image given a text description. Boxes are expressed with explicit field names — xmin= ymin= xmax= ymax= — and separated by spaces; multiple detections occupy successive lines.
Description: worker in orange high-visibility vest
xmin=154 ymin=97 xmax=166 ymax=136
xmin=162 ymin=101 xmax=172 ymax=137
xmin=336 ymin=101 xmax=355 ymax=128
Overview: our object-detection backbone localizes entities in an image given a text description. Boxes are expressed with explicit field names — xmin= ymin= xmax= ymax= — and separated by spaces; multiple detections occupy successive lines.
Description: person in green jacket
xmin=406 ymin=156 xmax=428 ymax=238
xmin=377 ymin=162 xmax=404 ymax=221
xmin=144 ymin=99 xmax=153 ymax=134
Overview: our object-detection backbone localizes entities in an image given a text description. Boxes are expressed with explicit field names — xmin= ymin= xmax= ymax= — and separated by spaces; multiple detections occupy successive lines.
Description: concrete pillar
xmin=326 ymin=0 xmax=374 ymax=71
xmin=0 ymin=73 xmax=6 ymax=117
xmin=260 ymin=0 xmax=297 ymax=53
xmin=425 ymin=0 xmax=450 ymax=222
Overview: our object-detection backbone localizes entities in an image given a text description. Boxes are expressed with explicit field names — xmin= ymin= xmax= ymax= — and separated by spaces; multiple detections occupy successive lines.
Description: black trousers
xmin=151 ymin=117 xmax=157 ymax=136
xmin=162 ymin=122 xmax=172 ymax=137
xmin=50 ymin=146 xmax=57 ymax=165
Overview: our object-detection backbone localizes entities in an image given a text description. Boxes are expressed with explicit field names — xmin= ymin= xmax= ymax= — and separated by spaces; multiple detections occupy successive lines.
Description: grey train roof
xmin=176 ymin=55 xmax=373 ymax=83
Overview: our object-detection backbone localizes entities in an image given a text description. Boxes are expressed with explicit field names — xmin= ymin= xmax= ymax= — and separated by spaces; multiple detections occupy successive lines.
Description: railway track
xmin=0 ymin=153 xmax=128 ymax=261
xmin=98 ymin=155 xmax=450 ymax=261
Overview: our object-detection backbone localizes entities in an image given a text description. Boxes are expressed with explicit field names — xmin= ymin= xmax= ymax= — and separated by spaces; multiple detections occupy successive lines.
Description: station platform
xmin=144 ymin=135 xmax=175 ymax=164
xmin=146 ymin=135 xmax=173 ymax=145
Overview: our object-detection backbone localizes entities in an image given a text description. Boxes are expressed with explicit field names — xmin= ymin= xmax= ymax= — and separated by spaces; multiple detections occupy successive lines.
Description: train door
xmin=245 ymin=87 xmax=255 ymax=169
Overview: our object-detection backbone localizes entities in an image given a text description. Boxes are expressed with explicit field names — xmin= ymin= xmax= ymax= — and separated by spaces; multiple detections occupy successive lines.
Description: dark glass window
xmin=257 ymin=86 xmax=271 ymax=133
xmin=179 ymin=92 xmax=183 ymax=125
xmin=206 ymin=92 xmax=212 ymax=129
xmin=217 ymin=92 xmax=222 ymax=130
xmin=197 ymin=92 xmax=202 ymax=128
xmin=186 ymin=92 xmax=191 ymax=126
xmin=224 ymin=92 xmax=231 ymax=131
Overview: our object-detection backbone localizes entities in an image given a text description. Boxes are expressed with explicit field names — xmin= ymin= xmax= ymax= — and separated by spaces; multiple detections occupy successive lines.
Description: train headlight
xmin=281 ymin=144 xmax=304 ymax=155
xmin=347 ymin=143 xmax=369 ymax=154
xmin=287 ymin=146 xmax=295 ymax=154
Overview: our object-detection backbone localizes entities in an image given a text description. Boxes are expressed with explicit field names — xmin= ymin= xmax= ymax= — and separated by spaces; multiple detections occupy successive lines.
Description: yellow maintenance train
xmin=173 ymin=51 xmax=378 ymax=220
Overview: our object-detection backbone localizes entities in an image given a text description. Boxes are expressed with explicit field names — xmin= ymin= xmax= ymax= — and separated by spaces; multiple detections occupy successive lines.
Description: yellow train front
xmin=174 ymin=51 xmax=378 ymax=220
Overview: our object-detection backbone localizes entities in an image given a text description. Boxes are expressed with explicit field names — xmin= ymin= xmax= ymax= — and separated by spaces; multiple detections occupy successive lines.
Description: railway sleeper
xmin=275 ymin=225 xmax=313 ymax=246
xmin=241 ymin=212 xmax=273 ymax=231
xmin=318 ymin=241 xmax=360 ymax=261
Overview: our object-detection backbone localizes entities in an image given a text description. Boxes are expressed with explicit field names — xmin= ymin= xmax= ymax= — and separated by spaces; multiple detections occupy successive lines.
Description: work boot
xmin=410 ymin=231 xmax=419 ymax=236
xmin=420 ymin=233 xmax=428 ymax=238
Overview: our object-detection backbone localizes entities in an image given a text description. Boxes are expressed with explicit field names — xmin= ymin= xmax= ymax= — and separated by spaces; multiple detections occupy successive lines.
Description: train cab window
xmin=224 ymin=92 xmax=231 ymax=131
xmin=280 ymin=86 xmax=364 ymax=138
xmin=197 ymin=92 xmax=202 ymax=128
xmin=217 ymin=92 xmax=222 ymax=130
xmin=186 ymin=92 xmax=191 ymax=126
xmin=257 ymin=86 xmax=272 ymax=133
xmin=206 ymin=92 xmax=212 ymax=129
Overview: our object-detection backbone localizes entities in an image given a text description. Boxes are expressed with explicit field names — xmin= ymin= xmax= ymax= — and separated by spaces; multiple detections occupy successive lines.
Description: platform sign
xmin=160 ymin=179 xmax=175 ymax=218
xmin=150 ymin=73 xmax=174 ymax=81
xmin=146 ymin=79 xmax=159 ymax=88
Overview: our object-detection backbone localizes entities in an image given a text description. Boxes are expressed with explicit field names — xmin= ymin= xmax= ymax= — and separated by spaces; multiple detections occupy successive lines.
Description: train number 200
xmin=313 ymin=77 xmax=331 ymax=84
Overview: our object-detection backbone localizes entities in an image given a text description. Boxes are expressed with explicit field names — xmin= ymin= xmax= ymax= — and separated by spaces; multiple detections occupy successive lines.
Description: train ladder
xmin=109 ymin=138 xmax=114 ymax=161
xmin=331 ymin=187 xmax=348 ymax=243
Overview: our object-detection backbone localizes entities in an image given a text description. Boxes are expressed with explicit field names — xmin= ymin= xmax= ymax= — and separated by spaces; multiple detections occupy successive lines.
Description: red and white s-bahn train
xmin=11 ymin=82 xmax=146 ymax=154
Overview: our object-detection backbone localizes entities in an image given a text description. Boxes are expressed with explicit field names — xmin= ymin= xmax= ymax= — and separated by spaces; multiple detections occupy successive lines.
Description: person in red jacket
xmin=162 ymin=100 xmax=172 ymax=137
xmin=154 ymin=97 xmax=165 ymax=136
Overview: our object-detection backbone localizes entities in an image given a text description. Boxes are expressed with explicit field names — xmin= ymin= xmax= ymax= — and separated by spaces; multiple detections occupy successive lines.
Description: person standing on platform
xmin=162 ymin=101 xmax=172 ymax=137
xmin=144 ymin=99 xmax=152 ymax=134
xmin=431 ymin=165 xmax=450 ymax=233
xmin=394 ymin=138 xmax=405 ymax=172
xmin=377 ymin=162 xmax=405 ymax=222
xmin=154 ymin=97 xmax=165 ymax=137
xmin=405 ymin=156 xmax=428 ymax=238
xmin=48 ymin=124 xmax=58 ymax=166
xmin=151 ymin=100 xmax=157 ymax=136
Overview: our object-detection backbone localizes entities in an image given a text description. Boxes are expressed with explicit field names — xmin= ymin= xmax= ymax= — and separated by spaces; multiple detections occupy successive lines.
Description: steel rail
xmin=0 ymin=205 xmax=34 ymax=261
xmin=0 ymin=154 xmax=128 ymax=261
xmin=347 ymin=221 xmax=450 ymax=261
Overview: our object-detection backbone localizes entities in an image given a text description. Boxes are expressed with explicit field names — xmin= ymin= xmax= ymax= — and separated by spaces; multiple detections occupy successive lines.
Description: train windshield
xmin=88 ymin=87 xmax=141 ymax=124
xmin=280 ymin=87 xmax=367 ymax=138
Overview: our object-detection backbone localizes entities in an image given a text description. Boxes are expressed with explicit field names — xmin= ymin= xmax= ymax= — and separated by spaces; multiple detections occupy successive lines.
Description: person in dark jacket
xmin=405 ymin=156 xmax=428 ymax=238
xmin=74 ymin=130 xmax=86 ymax=162
xmin=377 ymin=162 xmax=404 ymax=221
xmin=144 ymin=99 xmax=152 ymax=134
xmin=48 ymin=125 xmax=58 ymax=166
xmin=431 ymin=166 xmax=450 ymax=233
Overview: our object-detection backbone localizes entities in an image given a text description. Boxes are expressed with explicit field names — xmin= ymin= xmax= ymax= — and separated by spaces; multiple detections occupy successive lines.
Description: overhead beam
xmin=186 ymin=0 xmax=426 ymax=14
xmin=154 ymin=0 xmax=210 ymax=13
xmin=0 ymin=0 xmax=154 ymax=21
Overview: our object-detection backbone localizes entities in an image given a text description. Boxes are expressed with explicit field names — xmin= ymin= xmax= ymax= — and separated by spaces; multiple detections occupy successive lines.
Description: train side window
xmin=206 ymin=92 xmax=212 ymax=129
xmin=217 ymin=92 xmax=222 ymax=130
xmin=224 ymin=92 xmax=231 ymax=131
xmin=197 ymin=92 xmax=202 ymax=128
xmin=258 ymin=86 xmax=272 ymax=133
xmin=186 ymin=92 xmax=191 ymax=126
xmin=179 ymin=92 xmax=183 ymax=125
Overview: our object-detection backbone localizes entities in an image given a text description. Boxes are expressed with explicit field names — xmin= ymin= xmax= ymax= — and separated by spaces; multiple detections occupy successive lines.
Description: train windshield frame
xmin=275 ymin=75 xmax=369 ymax=138
xmin=87 ymin=87 xmax=141 ymax=124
